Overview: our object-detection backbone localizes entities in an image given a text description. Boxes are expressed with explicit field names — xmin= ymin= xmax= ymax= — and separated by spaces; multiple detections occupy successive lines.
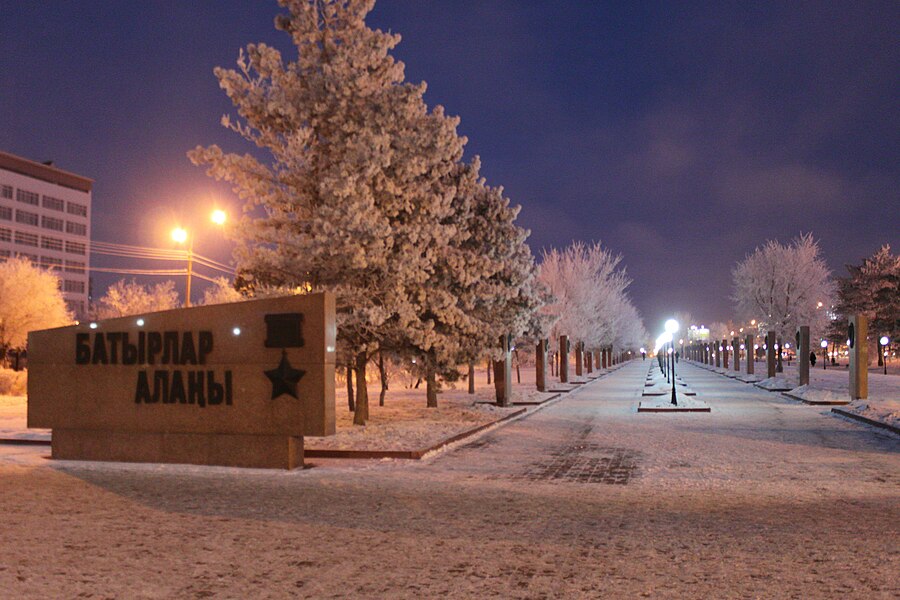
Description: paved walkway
xmin=1 ymin=361 xmax=897 ymax=598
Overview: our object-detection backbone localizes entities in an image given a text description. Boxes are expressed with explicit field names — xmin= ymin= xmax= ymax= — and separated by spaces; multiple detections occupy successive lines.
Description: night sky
xmin=1 ymin=1 xmax=897 ymax=331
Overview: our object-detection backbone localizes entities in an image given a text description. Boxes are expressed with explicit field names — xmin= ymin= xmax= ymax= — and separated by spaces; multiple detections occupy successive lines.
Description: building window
xmin=41 ymin=236 xmax=64 ymax=251
xmin=14 ymin=231 xmax=39 ymax=247
xmin=42 ymin=195 xmax=65 ymax=211
xmin=15 ymin=252 xmax=39 ymax=263
xmin=1 ymin=185 xmax=11 ymax=199
xmin=66 ymin=202 xmax=88 ymax=217
xmin=0 ymin=206 xmax=10 ymax=221
xmin=41 ymin=215 xmax=64 ymax=231
xmin=64 ymin=260 xmax=85 ymax=273
xmin=16 ymin=189 xmax=39 ymax=206
xmin=66 ymin=299 xmax=85 ymax=316
xmin=0 ymin=227 xmax=10 ymax=242
xmin=0 ymin=249 xmax=10 ymax=260
xmin=65 ymin=240 xmax=86 ymax=255
xmin=15 ymin=209 xmax=39 ymax=226
xmin=64 ymin=280 xmax=86 ymax=294
xmin=43 ymin=256 xmax=63 ymax=269
xmin=66 ymin=221 xmax=87 ymax=236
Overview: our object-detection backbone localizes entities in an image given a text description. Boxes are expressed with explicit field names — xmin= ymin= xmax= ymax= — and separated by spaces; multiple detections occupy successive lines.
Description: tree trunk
xmin=346 ymin=361 xmax=355 ymax=412
xmin=378 ymin=352 xmax=388 ymax=406
xmin=353 ymin=352 xmax=368 ymax=425
xmin=486 ymin=359 xmax=492 ymax=384
xmin=514 ymin=349 xmax=521 ymax=384
xmin=426 ymin=366 xmax=438 ymax=408
xmin=467 ymin=361 xmax=475 ymax=394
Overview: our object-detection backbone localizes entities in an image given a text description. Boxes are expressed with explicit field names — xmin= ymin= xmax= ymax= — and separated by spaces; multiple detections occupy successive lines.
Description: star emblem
xmin=265 ymin=350 xmax=305 ymax=400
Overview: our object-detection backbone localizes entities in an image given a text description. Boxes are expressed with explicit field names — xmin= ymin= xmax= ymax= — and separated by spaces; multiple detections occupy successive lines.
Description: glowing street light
xmin=170 ymin=227 xmax=188 ymax=244
xmin=821 ymin=339 xmax=828 ymax=370
xmin=880 ymin=336 xmax=890 ymax=375
xmin=211 ymin=209 xmax=227 ymax=226
xmin=170 ymin=210 xmax=229 ymax=308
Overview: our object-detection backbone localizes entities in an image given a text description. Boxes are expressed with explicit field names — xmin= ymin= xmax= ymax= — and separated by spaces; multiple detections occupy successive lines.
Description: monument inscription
xmin=28 ymin=293 xmax=336 ymax=469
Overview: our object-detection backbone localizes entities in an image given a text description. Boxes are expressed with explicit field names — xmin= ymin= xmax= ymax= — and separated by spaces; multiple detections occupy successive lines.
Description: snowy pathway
xmin=0 ymin=360 xmax=897 ymax=598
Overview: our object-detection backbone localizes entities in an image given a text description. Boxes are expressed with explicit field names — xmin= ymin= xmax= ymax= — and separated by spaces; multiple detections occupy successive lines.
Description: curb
xmin=305 ymin=407 xmax=528 ymax=460
xmin=831 ymin=408 xmax=900 ymax=435
xmin=0 ymin=437 xmax=50 ymax=446
xmin=781 ymin=391 xmax=849 ymax=406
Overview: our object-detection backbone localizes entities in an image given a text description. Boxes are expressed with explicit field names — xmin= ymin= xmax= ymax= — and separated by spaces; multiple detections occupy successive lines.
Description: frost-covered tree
xmin=401 ymin=159 xmax=545 ymax=407
xmin=94 ymin=280 xmax=180 ymax=319
xmin=190 ymin=0 xmax=481 ymax=423
xmin=731 ymin=233 xmax=835 ymax=340
xmin=200 ymin=277 xmax=246 ymax=306
xmin=0 ymin=258 xmax=72 ymax=361
xmin=537 ymin=241 xmax=645 ymax=357
xmin=833 ymin=245 xmax=899 ymax=364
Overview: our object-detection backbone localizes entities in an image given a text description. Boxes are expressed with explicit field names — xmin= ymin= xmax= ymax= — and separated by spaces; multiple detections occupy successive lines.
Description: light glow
xmin=211 ymin=209 xmax=227 ymax=226
xmin=136 ymin=318 xmax=145 ymax=327
xmin=171 ymin=227 xmax=188 ymax=244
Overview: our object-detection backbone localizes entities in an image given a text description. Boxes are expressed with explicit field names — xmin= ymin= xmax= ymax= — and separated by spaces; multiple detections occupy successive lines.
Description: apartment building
xmin=0 ymin=150 xmax=92 ymax=318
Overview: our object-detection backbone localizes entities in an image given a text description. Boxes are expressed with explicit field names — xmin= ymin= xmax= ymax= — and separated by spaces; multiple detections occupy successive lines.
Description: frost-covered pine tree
xmin=399 ymin=159 xmax=544 ymax=407
xmin=189 ymin=0 xmax=470 ymax=424
xmin=0 ymin=258 xmax=72 ymax=363
xmin=731 ymin=233 xmax=835 ymax=341
xmin=833 ymin=244 xmax=899 ymax=364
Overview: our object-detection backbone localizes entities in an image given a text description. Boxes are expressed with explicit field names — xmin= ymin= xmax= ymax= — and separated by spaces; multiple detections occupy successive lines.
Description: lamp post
xmin=880 ymin=336 xmax=890 ymax=375
xmin=665 ymin=319 xmax=679 ymax=405
xmin=171 ymin=210 xmax=228 ymax=308
xmin=820 ymin=339 xmax=828 ymax=370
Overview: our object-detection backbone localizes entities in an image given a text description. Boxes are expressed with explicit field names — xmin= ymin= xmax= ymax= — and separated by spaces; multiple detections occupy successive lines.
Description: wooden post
xmin=722 ymin=339 xmax=729 ymax=369
xmin=733 ymin=336 xmax=741 ymax=372
xmin=493 ymin=335 xmax=512 ymax=406
xmin=575 ymin=342 xmax=583 ymax=377
xmin=798 ymin=326 xmax=810 ymax=386
xmin=745 ymin=334 xmax=754 ymax=375
xmin=536 ymin=339 xmax=548 ymax=392
xmin=715 ymin=341 xmax=721 ymax=368
xmin=849 ymin=316 xmax=868 ymax=400
xmin=766 ymin=331 xmax=776 ymax=378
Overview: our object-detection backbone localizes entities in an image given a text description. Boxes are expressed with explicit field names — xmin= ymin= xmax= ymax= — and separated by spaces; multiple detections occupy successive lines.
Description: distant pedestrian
xmin=809 ymin=352 xmax=817 ymax=366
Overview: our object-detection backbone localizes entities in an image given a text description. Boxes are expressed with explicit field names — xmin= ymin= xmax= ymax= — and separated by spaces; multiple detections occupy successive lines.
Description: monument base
xmin=50 ymin=429 xmax=304 ymax=470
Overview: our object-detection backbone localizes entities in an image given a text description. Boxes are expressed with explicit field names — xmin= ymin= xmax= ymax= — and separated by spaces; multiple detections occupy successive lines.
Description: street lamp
xmin=880 ymin=336 xmax=890 ymax=375
xmin=170 ymin=210 xmax=228 ymax=308
xmin=665 ymin=319 xmax=679 ymax=405
xmin=820 ymin=339 xmax=828 ymax=370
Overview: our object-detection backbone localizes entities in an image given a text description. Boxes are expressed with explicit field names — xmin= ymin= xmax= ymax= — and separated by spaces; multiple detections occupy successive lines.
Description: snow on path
xmin=0 ymin=360 xmax=897 ymax=598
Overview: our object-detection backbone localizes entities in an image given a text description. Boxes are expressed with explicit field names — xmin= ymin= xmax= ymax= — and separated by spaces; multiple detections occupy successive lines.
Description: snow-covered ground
xmin=1 ymin=359 xmax=896 ymax=598
xmin=311 ymin=368 xmax=552 ymax=451
xmin=692 ymin=360 xmax=900 ymax=431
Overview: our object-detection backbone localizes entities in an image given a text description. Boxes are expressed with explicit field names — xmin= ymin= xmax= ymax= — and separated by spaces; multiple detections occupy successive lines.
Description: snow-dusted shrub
xmin=0 ymin=367 xmax=27 ymax=396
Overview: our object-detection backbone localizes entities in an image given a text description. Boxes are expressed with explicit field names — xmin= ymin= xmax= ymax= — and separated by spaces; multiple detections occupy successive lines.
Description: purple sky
xmin=1 ymin=1 xmax=897 ymax=331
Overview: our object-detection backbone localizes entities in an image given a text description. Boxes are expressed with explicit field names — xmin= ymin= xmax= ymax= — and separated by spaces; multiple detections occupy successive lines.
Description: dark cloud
xmin=0 ymin=1 xmax=896 ymax=328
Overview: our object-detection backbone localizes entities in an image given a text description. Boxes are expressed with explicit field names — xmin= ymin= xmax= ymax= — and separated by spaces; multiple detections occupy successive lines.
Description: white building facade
xmin=0 ymin=151 xmax=92 ymax=318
